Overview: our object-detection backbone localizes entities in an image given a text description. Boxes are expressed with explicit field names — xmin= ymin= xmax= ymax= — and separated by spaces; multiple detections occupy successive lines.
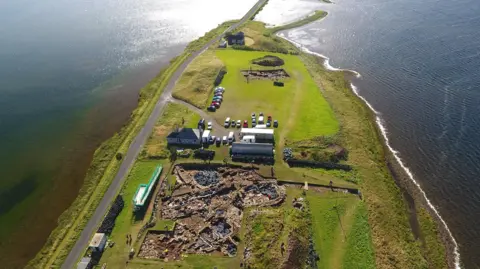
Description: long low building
xmin=240 ymin=128 xmax=274 ymax=141
xmin=231 ymin=142 xmax=274 ymax=157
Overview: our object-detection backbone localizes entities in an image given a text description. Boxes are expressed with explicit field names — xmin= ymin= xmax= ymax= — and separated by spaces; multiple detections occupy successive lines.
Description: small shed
xmin=202 ymin=130 xmax=211 ymax=143
xmin=76 ymin=257 xmax=92 ymax=269
xmin=231 ymin=142 xmax=274 ymax=157
xmin=89 ymin=233 xmax=107 ymax=252
xmin=166 ymin=128 xmax=201 ymax=145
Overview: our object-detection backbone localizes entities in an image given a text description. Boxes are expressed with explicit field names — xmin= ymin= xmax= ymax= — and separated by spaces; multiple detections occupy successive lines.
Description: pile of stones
xmin=283 ymin=148 xmax=293 ymax=160
xmin=194 ymin=171 xmax=220 ymax=186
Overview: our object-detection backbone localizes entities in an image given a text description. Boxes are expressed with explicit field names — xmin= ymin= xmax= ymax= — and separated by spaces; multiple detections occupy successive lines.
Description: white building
xmin=201 ymin=130 xmax=211 ymax=143
xmin=88 ymin=233 xmax=107 ymax=252
xmin=240 ymin=128 xmax=274 ymax=141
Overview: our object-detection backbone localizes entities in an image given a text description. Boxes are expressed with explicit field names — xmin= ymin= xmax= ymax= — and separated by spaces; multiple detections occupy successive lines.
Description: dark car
xmin=215 ymin=137 xmax=221 ymax=146
xmin=273 ymin=120 xmax=278 ymax=127
xmin=268 ymin=115 xmax=272 ymax=121
xmin=208 ymin=106 xmax=216 ymax=112
xmin=208 ymin=136 xmax=214 ymax=144
xmin=266 ymin=121 xmax=271 ymax=127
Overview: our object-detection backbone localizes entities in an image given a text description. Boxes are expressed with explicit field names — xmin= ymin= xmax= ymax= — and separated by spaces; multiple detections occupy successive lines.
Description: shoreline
xmin=276 ymin=15 xmax=460 ymax=268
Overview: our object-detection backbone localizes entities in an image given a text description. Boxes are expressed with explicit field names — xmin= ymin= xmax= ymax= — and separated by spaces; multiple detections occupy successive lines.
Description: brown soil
xmin=139 ymin=165 xmax=286 ymax=261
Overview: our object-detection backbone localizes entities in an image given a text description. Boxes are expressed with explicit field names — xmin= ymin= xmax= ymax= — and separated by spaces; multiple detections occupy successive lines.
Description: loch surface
xmin=258 ymin=0 xmax=480 ymax=267
xmin=0 ymin=0 xmax=256 ymax=267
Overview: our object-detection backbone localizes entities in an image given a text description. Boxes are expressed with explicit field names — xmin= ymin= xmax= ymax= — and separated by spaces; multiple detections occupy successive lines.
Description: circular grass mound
xmin=252 ymin=55 xmax=285 ymax=67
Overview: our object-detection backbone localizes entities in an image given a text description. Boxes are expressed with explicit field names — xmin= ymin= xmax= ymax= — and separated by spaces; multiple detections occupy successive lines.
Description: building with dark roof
xmin=231 ymin=142 xmax=274 ymax=157
xmin=226 ymin=31 xmax=245 ymax=45
xmin=166 ymin=128 xmax=201 ymax=145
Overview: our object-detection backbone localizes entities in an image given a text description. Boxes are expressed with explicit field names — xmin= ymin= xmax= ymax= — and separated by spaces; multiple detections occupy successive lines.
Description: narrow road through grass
xmin=60 ymin=1 xmax=267 ymax=268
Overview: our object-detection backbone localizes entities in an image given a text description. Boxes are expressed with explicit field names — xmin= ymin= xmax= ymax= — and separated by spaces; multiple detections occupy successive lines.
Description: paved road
xmin=61 ymin=1 xmax=266 ymax=268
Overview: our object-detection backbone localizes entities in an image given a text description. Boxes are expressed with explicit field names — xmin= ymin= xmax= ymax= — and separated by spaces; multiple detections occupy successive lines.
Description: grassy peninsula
xmin=31 ymin=6 xmax=449 ymax=269
xmin=27 ymin=20 xmax=239 ymax=269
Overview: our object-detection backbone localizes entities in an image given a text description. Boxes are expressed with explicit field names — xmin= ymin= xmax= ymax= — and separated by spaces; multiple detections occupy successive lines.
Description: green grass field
xmin=306 ymin=191 xmax=375 ymax=269
xmin=172 ymin=50 xmax=224 ymax=109
xmin=213 ymin=50 xmax=339 ymax=142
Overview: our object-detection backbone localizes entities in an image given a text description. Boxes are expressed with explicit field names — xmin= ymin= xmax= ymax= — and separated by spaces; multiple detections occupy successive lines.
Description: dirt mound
xmin=241 ymin=69 xmax=289 ymax=80
xmin=252 ymin=55 xmax=285 ymax=67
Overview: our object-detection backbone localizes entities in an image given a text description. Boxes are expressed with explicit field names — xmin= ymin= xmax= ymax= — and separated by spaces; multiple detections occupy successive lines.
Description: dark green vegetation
xmin=28 ymin=21 xmax=239 ymax=269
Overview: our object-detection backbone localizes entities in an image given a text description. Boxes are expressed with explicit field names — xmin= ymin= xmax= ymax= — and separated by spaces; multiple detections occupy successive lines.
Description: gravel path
xmin=61 ymin=1 xmax=266 ymax=268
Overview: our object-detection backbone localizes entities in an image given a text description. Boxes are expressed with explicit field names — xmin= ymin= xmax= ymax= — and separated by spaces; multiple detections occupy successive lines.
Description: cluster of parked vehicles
xmin=206 ymin=131 xmax=235 ymax=147
xmin=207 ymin=87 xmax=225 ymax=112
xmin=223 ymin=112 xmax=278 ymax=129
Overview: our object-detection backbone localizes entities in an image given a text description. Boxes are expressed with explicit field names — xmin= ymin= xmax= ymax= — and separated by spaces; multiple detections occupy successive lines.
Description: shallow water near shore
xmin=0 ymin=0 xmax=257 ymax=267
xmin=258 ymin=0 xmax=480 ymax=267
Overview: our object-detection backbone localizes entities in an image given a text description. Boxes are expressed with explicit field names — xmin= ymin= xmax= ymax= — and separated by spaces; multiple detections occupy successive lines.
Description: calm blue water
xmin=0 ymin=0 xmax=256 ymax=267
xmin=260 ymin=0 xmax=480 ymax=267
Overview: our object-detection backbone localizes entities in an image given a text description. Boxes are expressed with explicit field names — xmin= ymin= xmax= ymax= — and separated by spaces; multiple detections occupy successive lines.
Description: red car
xmin=243 ymin=120 xmax=248 ymax=127
xmin=267 ymin=115 xmax=272 ymax=121
xmin=211 ymin=102 xmax=220 ymax=108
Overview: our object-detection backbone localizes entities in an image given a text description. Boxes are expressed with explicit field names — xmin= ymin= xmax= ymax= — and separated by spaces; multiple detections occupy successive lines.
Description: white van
xmin=224 ymin=117 xmax=231 ymax=127
xmin=228 ymin=132 xmax=235 ymax=144
xmin=242 ymin=135 xmax=256 ymax=143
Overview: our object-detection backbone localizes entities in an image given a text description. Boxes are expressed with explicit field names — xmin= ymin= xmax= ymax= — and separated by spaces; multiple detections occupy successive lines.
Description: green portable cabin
xmin=132 ymin=165 xmax=162 ymax=211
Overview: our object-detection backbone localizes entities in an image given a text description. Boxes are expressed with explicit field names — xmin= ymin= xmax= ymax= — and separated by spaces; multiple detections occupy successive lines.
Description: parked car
xmin=252 ymin=121 xmax=257 ymax=127
xmin=231 ymin=120 xmax=236 ymax=127
xmin=273 ymin=120 xmax=278 ymax=127
xmin=252 ymin=118 xmax=256 ymax=123
xmin=213 ymin=96 xmax=223 ymax=101
xmin=224 ymin=117 xmax=231 ymax=127
xmin=259 ymin=112 xmax=264 ymax=116
xmin=243 ymin=120 xmax=248 ymax=127
xmin=215 ymin=86 xmax=225 ymax=92
xmin=268 ymin=115 xmax=272 ymax=121
xmin=251 ymin=112 xmax=256 ymax=118
xmin=222 ymin=136 xmax=228 ymax=144
xmin=228 ymin=132 xmax=235 ymax=144
xmin=211 ymin=103 xmax=220 ymax=109
xmin=236 ymin=120 xmax=241 ymax=128
xmin=216 ymin=137 xmax=221 ymax=146
xmin=258 ymin=116 xmax=264 ymax=124
xmin=266 ymin=121 xmax=271 ymax=127
xmin=207 ymin=122 xmax=213 ymax=130
xmin=207 ymin=106 xmax=216 ymax=112
xmin=208 ymin=136 xmax=214 ymax=144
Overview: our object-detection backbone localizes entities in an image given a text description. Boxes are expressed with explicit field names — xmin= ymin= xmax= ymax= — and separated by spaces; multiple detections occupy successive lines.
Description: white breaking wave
xmin=278 ymin=32 xmax=361 ymax=78
xmin=277 ymin=32 xmax=462 ymax=269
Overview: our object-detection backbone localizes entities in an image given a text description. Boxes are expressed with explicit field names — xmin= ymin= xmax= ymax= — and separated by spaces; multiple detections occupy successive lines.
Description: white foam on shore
xmin=278 ymin=33 xmax=361 ymax=78
xmin=278 ymin=32 xmax=462 ymax=269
